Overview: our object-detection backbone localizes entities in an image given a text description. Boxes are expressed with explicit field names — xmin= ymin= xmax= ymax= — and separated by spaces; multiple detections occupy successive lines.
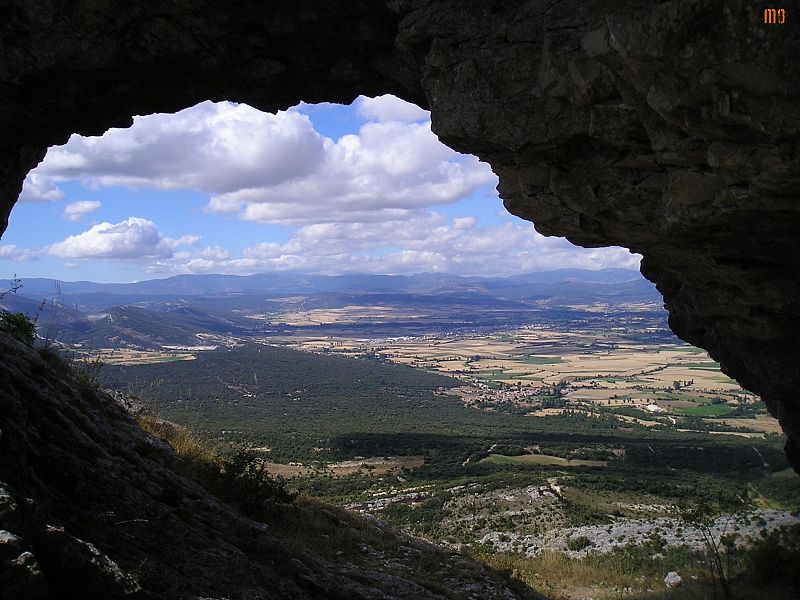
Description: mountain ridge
xmin=2 ymin=269 xmax=663 ymax=350
xmin=11 ymin=268 xmax=646 ymax=298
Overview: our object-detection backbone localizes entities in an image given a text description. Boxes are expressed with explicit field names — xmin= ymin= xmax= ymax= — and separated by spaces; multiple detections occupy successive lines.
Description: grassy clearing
xmin=477 ymin=371 xmax=519 ymax=381
xmin=657 ymin=391 xmax=714 ymax=403
xmin=481 ymin=454 xmax=607 ymax=468
xmin=470 ymin=526 xmax=800 ymax=600
xmin=259 ymin=455 xmax=425 ymax=479
xmin=94 ymin=349 xmax=197 ymax=365
xmin=674 ymin=404 xmax=735 ymax=417
xmin=520 ymin=355 xmax=562 ymax=365
xmin=138 ymin=414 xmax=218 ymax=475
xmin=471 ymin=547 xmax=708 ymax=599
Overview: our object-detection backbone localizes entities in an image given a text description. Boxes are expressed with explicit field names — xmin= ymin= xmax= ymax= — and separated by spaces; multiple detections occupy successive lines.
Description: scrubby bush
xmin=492 ymin=444 xmax=528 ymax=456
xmin=745 ymin=523 xmax=800 ymax=592
xmin=71 ymin=354 xmax=105 ymax=392
xmin=213 ymin=445 xmax=295 ymax=512
xmin=138 ymin=415 xmax=294 ymax=520
xmin=36 ymin=344 xmax=104 ymax=394
xmin=566 ymin=535 xmax=592 ymax=551
xmin=36 ymin=345 xmax=74 ymax=379
xmin=0 ymin=310 xmax=36 ymax=345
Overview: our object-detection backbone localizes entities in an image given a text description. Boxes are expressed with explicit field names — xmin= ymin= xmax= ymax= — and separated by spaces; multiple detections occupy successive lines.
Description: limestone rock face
xmin=1 ymin=1 xmax=799 ymax=468
xmin=664 ymin=571 xmax=682 ymax=589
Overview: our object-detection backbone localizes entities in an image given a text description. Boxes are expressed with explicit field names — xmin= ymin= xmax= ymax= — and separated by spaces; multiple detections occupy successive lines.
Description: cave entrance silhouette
xmin=2 ymin=0 xmax=798 ymax=471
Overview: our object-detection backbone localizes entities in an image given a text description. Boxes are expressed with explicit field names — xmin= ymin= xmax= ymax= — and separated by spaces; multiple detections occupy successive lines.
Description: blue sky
xmin=1 ymin=96 xmax=640 ymax=283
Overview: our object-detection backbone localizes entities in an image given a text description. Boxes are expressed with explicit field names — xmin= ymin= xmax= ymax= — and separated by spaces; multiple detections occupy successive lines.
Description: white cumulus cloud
xmin=211 ymin=120 xmax=493 ymax=224
xmin=147 ymin=214 xmax=641 ymax=277
xmin=26 ymin=100 xmax=495 ymax=225
xmin=32 ymin=102 xmax=325 ymax=195
xmin=63 ymin=200 xmax=101 ymax=222
xmin=47 ymin=217 xmax=199 ymax=259
xmin=19 ymin=173 xmax=64 ymax=202
xmin=355 ymin=95 xmax=430 ymax=122
xmin=0 ymin=244 xmax=39 ymax=261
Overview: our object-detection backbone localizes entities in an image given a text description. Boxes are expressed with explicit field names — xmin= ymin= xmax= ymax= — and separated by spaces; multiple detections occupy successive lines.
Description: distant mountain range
xmin=10 ymin=269 xmax=654 ymax=304
xmin=1 ymin=269 xmax=665 ymax=349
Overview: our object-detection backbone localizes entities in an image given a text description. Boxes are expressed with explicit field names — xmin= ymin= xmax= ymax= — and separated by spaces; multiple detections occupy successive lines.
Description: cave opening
xmin=2 ymin=2 xmax=799 ymax=596
xmin=2 ymin=0 xmax=798 ymax=474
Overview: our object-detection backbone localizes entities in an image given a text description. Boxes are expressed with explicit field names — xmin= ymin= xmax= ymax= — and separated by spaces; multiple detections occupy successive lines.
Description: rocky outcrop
xmin=0 ymin=331 xmax=541 ymax=599
xmin=1 ymin=1 xmax=799 ymax=468
xmin=396 ymin=0 xmax=800 ymax=469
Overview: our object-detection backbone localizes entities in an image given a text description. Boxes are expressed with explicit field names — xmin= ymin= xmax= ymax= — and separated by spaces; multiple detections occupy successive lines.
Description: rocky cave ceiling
xmin=1 ymin=0 xmax=799 ymax=470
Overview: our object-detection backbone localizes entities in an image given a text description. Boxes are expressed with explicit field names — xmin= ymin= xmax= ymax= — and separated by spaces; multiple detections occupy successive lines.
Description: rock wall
xmin=1 ymin=0 xmax=799 ymax=469
xmin=398 ymin=0 xmax=800 ymax=468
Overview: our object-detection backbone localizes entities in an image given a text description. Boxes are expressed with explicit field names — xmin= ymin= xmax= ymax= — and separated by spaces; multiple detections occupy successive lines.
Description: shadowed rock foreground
xmin=0 ymin=331 xmax=542 ymax=599
xmin=1 ymin=0 xmax=799 ymax=469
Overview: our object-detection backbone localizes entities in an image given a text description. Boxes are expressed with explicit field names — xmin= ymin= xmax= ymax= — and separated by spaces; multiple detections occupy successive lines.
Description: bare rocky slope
xmin=1 ymin=0 xmax=798 ymax=470
xmin=0 ymin=330 xmax=542 ymax=599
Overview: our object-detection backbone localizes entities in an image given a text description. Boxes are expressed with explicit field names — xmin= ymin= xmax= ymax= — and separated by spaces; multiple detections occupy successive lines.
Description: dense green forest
xmin=100 ymin=343 xmax=796 ymax=510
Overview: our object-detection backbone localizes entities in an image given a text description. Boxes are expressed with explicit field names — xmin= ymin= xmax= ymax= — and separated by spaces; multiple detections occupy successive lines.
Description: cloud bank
xmin=16 ymin=95 xmax=642 ymax=278
xmin=63 ymin=200 xmax=102 ymax=222
xmin=146 ymin=214 xmax=640 ymax=276
xmin=48 ymin=217 xmax=198 ymax=259
xmin=29 ymin=99 xmax=494 ymax=225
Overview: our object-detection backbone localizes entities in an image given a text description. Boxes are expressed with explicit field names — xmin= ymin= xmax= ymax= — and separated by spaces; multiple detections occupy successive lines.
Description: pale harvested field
xmin=261 ymin=455 xmax=424 ymax=479
xmin=567 ymin=389 xmax=618 ymax=401
xmin=473 ymin=359 xmax=544 ymax=369
xmin=675 ymin=429 xmax=765 ymax=439
xmin=272 ymin=327 xmax=757 ymax=418
xmin=262 ymin=462 xmax=313 ymax=477
xmin=771 ymin=467 xmax=798 ymax=479
xmin=391 ymin=357 xmax=417 ymax=365
xmin=719 ymin=416 xmax=782 ymax=434
xmin=613 ymin=414 xmax=662 ymax=427
xmin=481 ymin=453 xmax=607 ymax=468
xmin=328 ymin=455 xmax=425 ymax=475
xmin=93 ymin=349 xmax=196 ymax=365
xmin=477 ymin=378 xmax=542 ymax=386
xmin=566 ymin=301 xmax=662 ymax=313
xmin=436 ymin=361 xmax=470 ymax=372
xmin=526 ymin=408 xmax=569 ymax=417
xmin=707 ymin=431 xmax=765 ymax=439
xmin=269 ymin=306 xmax=427 ymax=326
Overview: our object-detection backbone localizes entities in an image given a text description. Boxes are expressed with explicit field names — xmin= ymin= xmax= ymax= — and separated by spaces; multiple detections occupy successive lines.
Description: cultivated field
xmin=91 ymin=348 xmax=197 ymax=365
xmin=481 ymin=454 xmax=607 ymax=468
xmin=260 ymin=455 xmax=424 ymax=478
xmin=267 ymin=325 xmax=762 ymax=435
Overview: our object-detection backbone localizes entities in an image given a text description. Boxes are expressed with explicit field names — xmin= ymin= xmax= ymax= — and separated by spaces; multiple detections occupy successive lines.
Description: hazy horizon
xmin=2 ymin=265 xmax=647 ymax=288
